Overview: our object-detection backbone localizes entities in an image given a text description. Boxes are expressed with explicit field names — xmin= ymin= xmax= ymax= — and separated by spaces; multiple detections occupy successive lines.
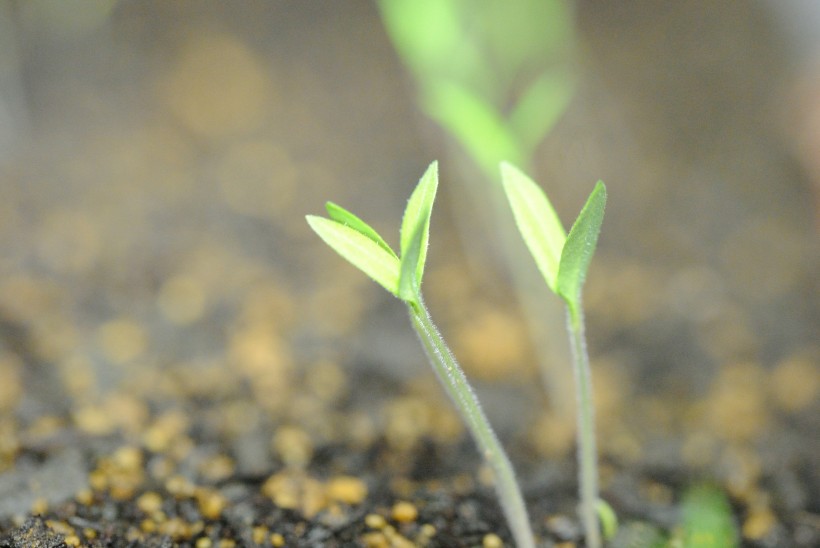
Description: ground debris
xmin=0 ymin=516 xmax=65 ymax=548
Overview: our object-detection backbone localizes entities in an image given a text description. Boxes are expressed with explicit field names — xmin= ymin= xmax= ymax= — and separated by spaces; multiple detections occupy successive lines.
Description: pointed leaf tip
xmin=556 ymin=181 xmax=606 ymax=311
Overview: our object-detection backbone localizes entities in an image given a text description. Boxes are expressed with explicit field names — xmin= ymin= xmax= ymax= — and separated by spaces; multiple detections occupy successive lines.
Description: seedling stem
xmin=409 ymin=296 xmax=534 ymax=548
xmin=567 ymin=306 xmax=600 ymax=548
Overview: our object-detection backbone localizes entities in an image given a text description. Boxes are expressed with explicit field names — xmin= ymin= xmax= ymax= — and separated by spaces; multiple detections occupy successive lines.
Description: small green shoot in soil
xmin=307 ymin=162 xmax=536 ymax=548
xmin=501 ymin=162 xmax=610 ymax=548
xmin=674 ymin=485 xmax=739 ymax=548
xmin=609 ymin=485 xmax=737 ymax=547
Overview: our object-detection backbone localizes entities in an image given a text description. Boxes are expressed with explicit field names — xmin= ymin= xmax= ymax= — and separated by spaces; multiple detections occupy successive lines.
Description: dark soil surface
xmin=0 ymin=347 xmax=816 ymax=547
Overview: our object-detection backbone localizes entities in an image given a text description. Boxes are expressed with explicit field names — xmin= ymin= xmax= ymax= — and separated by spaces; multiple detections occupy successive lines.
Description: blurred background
xmin=0 ymin=0 xmax=817 ymax=512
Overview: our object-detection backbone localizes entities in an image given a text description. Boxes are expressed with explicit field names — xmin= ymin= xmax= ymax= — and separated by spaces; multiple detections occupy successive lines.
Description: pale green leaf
xmin=376 ymin=0 xmax=465 ymax=79
xmin=398 ymin=211 xmax=429 ymax=305
xmin=399 ymin=161 xmax=438 ymax=296
xmin=325 ymin=202 xmax=397 ymax=259
xmin=556 ymin=181 xmax=606 ymax=315
xmin=306 ymin=215 xmax=400 ymax=297
xmin=596 ymin=499 xmax=619 ymax=541
xmin=509 ymin=70 xmax=576 ymax=155
xmin=500 ymin=162 xmax=566 ymax=292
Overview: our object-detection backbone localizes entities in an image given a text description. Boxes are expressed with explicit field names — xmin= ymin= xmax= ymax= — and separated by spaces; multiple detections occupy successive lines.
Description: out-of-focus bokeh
xmin=0 ymin=0 xmax=817 ymax=508
xmin=0 ymin=2 xmax=425 ymax=401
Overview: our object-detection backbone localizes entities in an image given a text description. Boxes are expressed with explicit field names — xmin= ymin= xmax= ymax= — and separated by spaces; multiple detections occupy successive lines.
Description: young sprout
xmin=307 ymin=162 xmax=535 ymax=548
xmin=676 ymin=485 xmax=739 ymax=547
xmin=500 ymin=162 xmax=611 ymax=548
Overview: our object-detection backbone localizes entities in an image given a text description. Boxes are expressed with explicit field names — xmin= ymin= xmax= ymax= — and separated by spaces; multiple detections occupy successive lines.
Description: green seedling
xmin=673 ymin=485 xmax=738 ymax=548
xmin=610 ymin=485 xmax=737 ymax=547
xmin=306 ymin=162 xmax=535 ymax=548
xmin=501 ymin=162 xmax=610 ymax=548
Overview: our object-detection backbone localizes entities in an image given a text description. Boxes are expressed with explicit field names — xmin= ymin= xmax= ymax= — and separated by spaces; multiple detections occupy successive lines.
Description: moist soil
xmin=0 ymin=343 xmax=816 ymax=547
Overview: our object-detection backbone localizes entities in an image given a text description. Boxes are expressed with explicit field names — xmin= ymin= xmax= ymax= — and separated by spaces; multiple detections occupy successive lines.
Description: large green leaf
xmin=325 ymin=201 xmax=397 ymax=259
xmin=500 ymin=162 xmax=566 ymax=292
xmin=306 ymin=215 xmax=400 ymax=297
xmin=556 ymin=181 xmax=606 ymax=316
xmin=399 ymin=161 xmax=439 ymax=298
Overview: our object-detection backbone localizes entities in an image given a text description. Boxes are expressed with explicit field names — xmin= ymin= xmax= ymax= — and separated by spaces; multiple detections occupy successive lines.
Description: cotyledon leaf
xmin=399 ymin=161 xmax=439 ymax=291
xmin=500 ymin=161 xmax=566 ymax=292
xmin=556 ymin=181 xmax=606 ymax=317
xmin=398 ymin=208 xmax=430 ymax=305
xmin=306 ymin=215 xmax=400 ymax=297
xmin=325 ymin=201 xmax=397 ymax=259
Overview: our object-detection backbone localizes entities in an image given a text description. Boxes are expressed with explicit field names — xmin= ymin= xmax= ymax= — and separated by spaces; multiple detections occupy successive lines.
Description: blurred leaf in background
xmin=378 ymin=0 xmax=576 ymax=177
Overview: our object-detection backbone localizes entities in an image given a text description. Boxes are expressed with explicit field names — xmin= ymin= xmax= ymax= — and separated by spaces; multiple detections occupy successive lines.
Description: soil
xmin=0 ymin=2 xmax=818 ymax=547
xmin=0 ymin=333 xmax=816 ymax=546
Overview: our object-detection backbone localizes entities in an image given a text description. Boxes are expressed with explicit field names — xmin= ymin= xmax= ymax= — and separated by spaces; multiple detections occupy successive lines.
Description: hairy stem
xmin=566 ymin=306 xmax=601 ymax=548
xmin=408 ymin=296 xmax=535 ymax=548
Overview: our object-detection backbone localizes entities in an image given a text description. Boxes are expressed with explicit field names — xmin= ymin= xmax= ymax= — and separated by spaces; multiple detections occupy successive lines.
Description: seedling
xmin=607 ymin=485 xmax=737 ymax=547
xmin=501 ymin=162 xmax=609 ymax=548
xmin=306 ymin=162 xmax=535 ymax=548
xmin=674 ymin=485 xmax=738 ymax=547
